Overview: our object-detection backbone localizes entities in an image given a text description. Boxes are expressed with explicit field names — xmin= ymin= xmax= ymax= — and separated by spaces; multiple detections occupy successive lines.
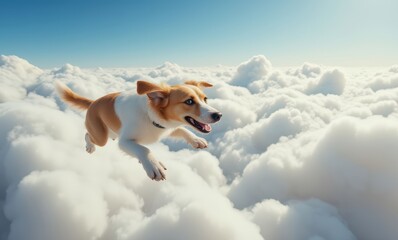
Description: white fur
xmin=114 ymin=90 xmax=210 ymax=181
xmin=115 ymin=91 xmax=173 ymax=144
xmin=198 ymin=101 xmax=219 ymax=123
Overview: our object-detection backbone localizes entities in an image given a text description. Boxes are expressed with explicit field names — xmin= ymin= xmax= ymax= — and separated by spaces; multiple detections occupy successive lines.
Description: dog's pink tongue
xmin=204 ymin=124 xmax=212 ymax=132
xmin=197 ymin=121 xmax=212 ymax=132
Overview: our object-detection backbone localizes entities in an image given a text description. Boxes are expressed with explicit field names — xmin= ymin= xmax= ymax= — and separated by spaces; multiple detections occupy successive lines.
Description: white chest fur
xmin=114 ymin=91 xmax=171 ymax=144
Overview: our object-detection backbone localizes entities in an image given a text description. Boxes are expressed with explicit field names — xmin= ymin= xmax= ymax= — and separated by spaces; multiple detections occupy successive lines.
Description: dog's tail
xmin=55 ymin=81 xmax=93 ymax=110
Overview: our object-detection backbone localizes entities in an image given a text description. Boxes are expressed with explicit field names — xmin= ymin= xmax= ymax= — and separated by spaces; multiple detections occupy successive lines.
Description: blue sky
xmin=1 ymin=0 xmax=397 ymax=68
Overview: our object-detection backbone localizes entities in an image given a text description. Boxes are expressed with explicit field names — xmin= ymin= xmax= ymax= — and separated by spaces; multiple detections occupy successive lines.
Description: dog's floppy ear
xmin=185 ymin=80 xmax=213 ymax=88
xmin=137 ymin=80 xmax=169 ymax=107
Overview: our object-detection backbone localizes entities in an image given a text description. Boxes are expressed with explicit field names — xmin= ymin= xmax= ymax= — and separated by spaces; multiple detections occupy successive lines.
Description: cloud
xmin=289 ymin=62 xmax=322 ymax=78
xmin=229 ymin=116 xmax=398 ymax=240
xmin=148 ymin=62 xmax=182 ymax=78
xmin=369 ymin=100 xmax=397 ymax=116
xmin=389 ymin=65 xmax=398 ymax=73
xmin=215 ymin=108 xmax=309 ymax=180
xmin=307 ymin=69 xmax=346 ymax=95
xmin=367 ymin=75 xmax=398 ymax=91
xmin=117 ymin=200 xmax=262 ymax=240
xmin=230 ymin=55 xmax=272 ymax=87
xmin=0 ymin=87 xmax=261 ymax=240
xmin=5 ymin=171 xmax=108 ymax=240
xmin=1 ymin=55 xmax=398 ymax=240
xmin=0 ymin=55 xmax=43 ymax=102
xmin=249 ymin=199 xmax=355 ymax=240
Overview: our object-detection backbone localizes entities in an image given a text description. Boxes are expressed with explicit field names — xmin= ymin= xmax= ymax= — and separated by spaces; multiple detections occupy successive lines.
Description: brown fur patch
xmin=57 ymin=83 xmax=93 ymax=109
xmin=137 ymin=81 xmax=166 ymax=95
xmin=57 ymin=82 xmax=121 ymax=147
xmin=185 ymin=80 xmax=213 ymax=89
xmin=158 ymin=85 xmax=204 ymax=123
xmin=85 ymin=92 xmax=121 ymax=146
xmin=137 ymin=81 xmax=171 ymax=109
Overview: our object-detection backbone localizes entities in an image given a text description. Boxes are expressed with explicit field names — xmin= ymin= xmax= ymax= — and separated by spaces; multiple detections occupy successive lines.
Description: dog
xmin=56 ymin=80 xmax=222 ymax=181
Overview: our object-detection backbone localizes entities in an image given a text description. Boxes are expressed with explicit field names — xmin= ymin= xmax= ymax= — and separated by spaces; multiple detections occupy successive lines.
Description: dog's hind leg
xmin=85 ymin=133 xmax=96 ymax=153
xmin=85 ymin=119 xmax=108 ymax=147
xmin=84 ymin=108 xmax=109 ymax=153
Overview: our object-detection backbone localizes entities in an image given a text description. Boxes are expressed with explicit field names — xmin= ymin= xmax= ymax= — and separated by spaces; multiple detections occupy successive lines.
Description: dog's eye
xmin=204 ymin=97 xmax=208 ymax=103
xmin=185 ymin=99 xmax=195 ymax=105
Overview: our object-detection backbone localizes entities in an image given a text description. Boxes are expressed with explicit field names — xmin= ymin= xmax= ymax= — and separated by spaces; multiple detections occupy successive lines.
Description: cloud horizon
xmin=1 ymin=54 xmax=398 ymax=240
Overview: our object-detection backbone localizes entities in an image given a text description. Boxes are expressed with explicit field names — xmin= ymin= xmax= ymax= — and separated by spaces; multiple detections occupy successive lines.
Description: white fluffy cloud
xmin=0 ymin=55 xmax=398 ymax=240
xmin=0 ymin=55 xmax=43 ymax=102
xmin=229 ymin=116 xmax=398 ymax=240
xmin=389 ymin=65 xmax=398 ymax=73
xmin=289 ymin=62 xmax=322 ymax=78
xmin=368 ymin=75 xmax=398 ymax=91
xmin=230 ymin=55 xmax=272 ymax=87
xmin=5 ymin=171 xmax=108 ymax=240
xmin=307 ymin=69 xmax=346 ymax=95
xmin=250 ymin=199 xmax=355 ymax=240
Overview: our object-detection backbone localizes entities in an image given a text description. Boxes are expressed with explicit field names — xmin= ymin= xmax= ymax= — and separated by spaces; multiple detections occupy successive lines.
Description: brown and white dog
xmin=56 ymin=80 xmax=222 ymax=181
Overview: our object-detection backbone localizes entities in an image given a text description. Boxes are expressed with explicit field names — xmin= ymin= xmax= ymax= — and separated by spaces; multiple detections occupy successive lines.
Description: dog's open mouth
xmin=185 ymin=116 xmax=212 ymax=133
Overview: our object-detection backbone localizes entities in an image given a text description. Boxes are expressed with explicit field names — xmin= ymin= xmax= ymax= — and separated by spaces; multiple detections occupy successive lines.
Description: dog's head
xmin=137 ymin=80 xmax=222 ymax=133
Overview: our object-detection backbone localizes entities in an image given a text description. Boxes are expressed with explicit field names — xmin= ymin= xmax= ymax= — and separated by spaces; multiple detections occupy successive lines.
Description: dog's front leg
xmin=169 ymin=127 xmax=208 ymax=149
xmin=118 ymin=139 xmax=167 ymax=181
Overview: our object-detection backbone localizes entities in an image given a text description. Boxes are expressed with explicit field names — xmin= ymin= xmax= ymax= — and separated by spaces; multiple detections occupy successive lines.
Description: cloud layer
xmin=1 ymin=55 xmax=398 ymax=240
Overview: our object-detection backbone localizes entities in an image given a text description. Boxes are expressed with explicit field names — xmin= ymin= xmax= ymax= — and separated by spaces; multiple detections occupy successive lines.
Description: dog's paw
xmin=86 ymin=144 xmax=96 ymax=154
xmin=189 ymin=137 xmax=208 ymax=149
xmin=141 ymin=156 xmax=167 ymax=181
xmin=85 ymin=133 xmax=96 ymax=154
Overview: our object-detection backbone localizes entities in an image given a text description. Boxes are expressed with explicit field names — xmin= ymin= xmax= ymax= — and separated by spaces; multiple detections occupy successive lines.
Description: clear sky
xmin=1 ymin=0 xmax=397 ymax=68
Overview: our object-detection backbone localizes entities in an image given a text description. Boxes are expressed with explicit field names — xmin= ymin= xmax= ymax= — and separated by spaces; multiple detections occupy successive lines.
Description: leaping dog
xmin=56 ymin=80 xmax=222 ymax=181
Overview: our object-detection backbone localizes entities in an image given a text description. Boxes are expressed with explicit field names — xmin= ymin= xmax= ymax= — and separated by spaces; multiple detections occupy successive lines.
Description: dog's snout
xmin=211 ymin=112 xmax=222 ymax=122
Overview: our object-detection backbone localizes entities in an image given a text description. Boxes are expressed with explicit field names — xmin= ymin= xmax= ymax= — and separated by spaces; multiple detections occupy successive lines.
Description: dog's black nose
xmin=211 ymin=112 xmax=222 ymax=122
